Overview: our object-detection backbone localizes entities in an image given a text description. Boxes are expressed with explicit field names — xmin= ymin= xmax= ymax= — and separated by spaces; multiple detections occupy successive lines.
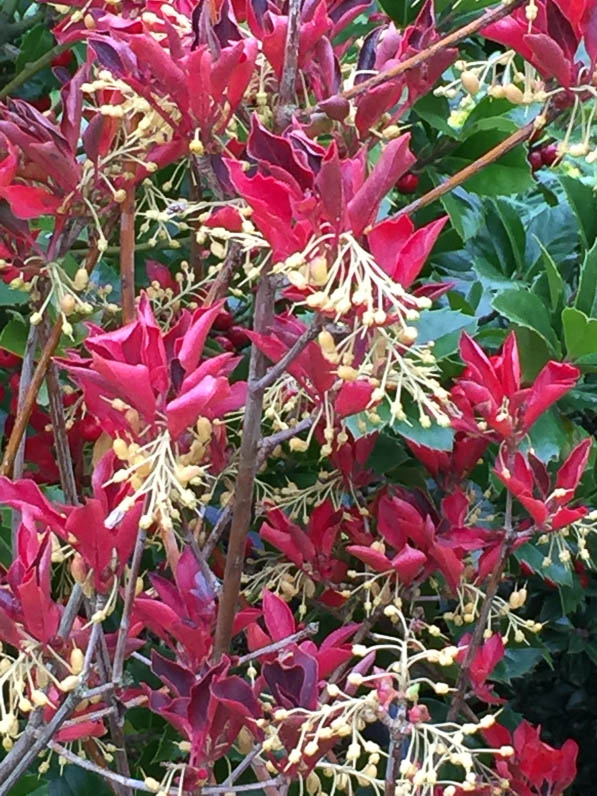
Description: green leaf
xmin=8 ymin=776 xmax=49 ymax=796
xmin=16 ymin=26 xmax=55 ymax=72
xmin=514 ymin=542 xmax=573 ymax=587
xmin=574 ymin=239 xmax=597 ymax=316
xmin=0 ymin=283 xmax=27 ymax=307
xmin=513 ymin=327 xmax=550 ymax=381
xmin=445 ymin=130 xmax=533 ymax=196
xmin=0 ymin=317 xmax=28 ymax=358
xmin=560 ymin=176 xmax=597 ymax=249
xmin=536 ymin=239 xmax=565 ymax=312
xmin=391 ymin=415 xmax=454 ymax=450
xmin=562 ymin=306 xmax=597 ymax=362
xmin=493 ymin=647 xmax=545 ymax=684
xmin=47 ymin=768 xmax=113 ymax=796
xmin=492 ymin=289 xmax=558 ymax=352
xmin=440 ymin=188 xmax=484 ymax=241
xmin=415 ymin=308 xmax=477 ymax=359
xmin=345 ymin=400 xmax=454 ymax=450
xmin=526 ymin=409 xmax=568 ymax=462
xmin=413 ymin=93 xmax=459 ymax=138
xmin=493 ymin=199 xmax=527 ymax=276
xmin=366 ymin=433 xmax=409 ymax=474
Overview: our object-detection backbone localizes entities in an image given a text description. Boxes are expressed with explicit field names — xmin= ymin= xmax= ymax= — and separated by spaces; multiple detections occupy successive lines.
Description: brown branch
xmin=447 ymin=488 xmax=514 ymax=721
xmin=401 ymin=119 xmax=537 ymax=216
xmin=257 ymin=414 xmax=316 ymax=462
xmin=202 ymin=503 xmax=233 ymax=559
xmin=339 ymin=0 xmax=526 ymax=104
xmin=1 ymin=235 xmax=107 ymax=479
xmin=94 ymin=622 xmax=134 ymax=796
xmin=202 ymin=414 xmax=316 ymax=561
xmin=276 ymin=0 xmax=302 ymax=129
xmin=0 ymin=317 xmax=63 ymax=478
xmin=113 ymin=527 xmax=147 ymax=683
xmin=253 ymin=317 xmax=322 ymax=393
xmin=202 ymin=243 xmax=242 ymax=307
xmin=38 ymin=741 xmax=285 ymax=796
xmin=236 ymin=622 xmax=319 ymax=666
xmin=45 ymin=346 xmax=78 ymax=504
xmin=120 ymin=184 xmax=136 ymax=324
xmin=212 ymin=273 xmax=275 ymax=660
xmin=0 ymin=42 xmax=70 ymax=99
xmin=0 ymin=613 xmax=103 ymax=794
xmin=12 ymin=324 xmax=38 ymax=481
xmin=11 ymin=323 xmax=39 ymax=551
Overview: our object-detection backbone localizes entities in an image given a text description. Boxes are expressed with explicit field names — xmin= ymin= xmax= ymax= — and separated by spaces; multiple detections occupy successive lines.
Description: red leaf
xmin=262 ymin=589 xmax=296 ymax=640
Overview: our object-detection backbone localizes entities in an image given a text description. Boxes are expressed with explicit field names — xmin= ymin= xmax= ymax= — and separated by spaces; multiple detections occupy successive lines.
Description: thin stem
xmin=257 ymin=414 xmax=316 ymax=463
xmin=11 ymin=323 xmax=38 ymax=551
xmin=447 ymin=488 xmax=514 ymax=721
xmin=236 ymin=622 xmax=319 ymax=665
xmin=0 ymin=42 xmax=69 ymax=99
xmin=0 ymin=317 xmax=63 ymax=477
xmin=212 ymin=273 xmax=274 ymax=660
xmin=253 ymin=317 xmax=322 ymax=393
xmin=0 ymin=615 xmax=102 ymax=794
xmin=339 ymin=0 xmax=525 ymax=104
xmin=113 ymin=527 xmax=147 ymax=683
xmin=202 ymin=503 xmax=233 ymax=559
xmin=400 ymin=119 xmax=537 ymax=216
xmin=120 ymin=185 xmax=136 ymax=324
xmin=276 ymin=0 xmax=302 ymax=129
xmin=71 ymin=237 xmax=190 ymax=256
xmin=46 ymin=351 xmax=78 ymax=504
xmin=1 ymin=234 xmax=106 ymax=478
xmin=203 ymin=243 xmax=242 ymax=306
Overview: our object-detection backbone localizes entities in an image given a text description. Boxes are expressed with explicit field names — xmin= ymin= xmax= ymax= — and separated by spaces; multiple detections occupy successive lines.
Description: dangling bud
xmin=74 ymin=268 xmax=89 ymax=291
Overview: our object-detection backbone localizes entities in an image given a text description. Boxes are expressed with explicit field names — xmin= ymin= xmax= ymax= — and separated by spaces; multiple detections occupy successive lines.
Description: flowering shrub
xmin=1 ymin=0 xmax=597 ymax=794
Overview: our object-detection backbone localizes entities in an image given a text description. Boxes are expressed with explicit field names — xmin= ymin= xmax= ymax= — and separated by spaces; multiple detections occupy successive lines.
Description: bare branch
xmin=338 ymin=0 xmax=526 ymax=104
xmin=120 ymin=185 xmax=136 ymax=324
xmin=0 ymin=615 xmax=103 ymax=794
xmin=113 ymin=527 xmax=147 ymax=683
xmin=252 ymin=317 xmax=322 ymax=393
xmin=447 ymin=488 xmax=515 ymax=721
xmin=212 ymin=273 xmax=274 ymax=660
xmin=236 ymin=622 xmax=319 ymax=666
xmin=276 ymin=0 xmax=302 ymax=129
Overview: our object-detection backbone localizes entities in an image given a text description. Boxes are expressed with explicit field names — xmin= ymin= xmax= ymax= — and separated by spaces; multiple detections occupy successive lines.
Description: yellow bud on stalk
xmin=504 ymin=83 xmax=524 ymax=104
xmin=70 ymin=647 xmax=85 ymax=675
xmin=461 ymin=70 xmax=480 ymax=94
xmin=74 ymin=268 xmax=89 ymax=291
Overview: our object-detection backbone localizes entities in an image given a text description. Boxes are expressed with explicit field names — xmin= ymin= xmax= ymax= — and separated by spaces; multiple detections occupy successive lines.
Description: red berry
xmin=541 ymin=143 xmax=559 ymax=167
xmin=78 ymin=415 xmax=101 ymax=442
xmin=29 ymin=96 xmax=51 ymax=113
xmin=0 ymin=350 xmax=19 ymax=369
xmin=51 ymin=50 xmax=73 ymax=69
xmin=214 ymin=335 xmax=235 ymax=353
xmin=396 ymin=172 xmax=419 ymax=194
xmin=213 ymin=310 xmax=234 ymax=331
xmin=528 ymin=149 xmax=543 ymax=171
xmin=226 ymin=326 xmax=251 ymax=348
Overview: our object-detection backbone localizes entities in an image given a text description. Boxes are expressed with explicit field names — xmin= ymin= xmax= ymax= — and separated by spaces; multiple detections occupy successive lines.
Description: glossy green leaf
xmin=560 ymin=176 xmax=597 ymax=249
xmin=562 ymin=306 xmax=597 ymax=362
xmin=492 ymin=289 xmax=558 ymax=352
xmin=0 ymin=317 xmax=28 ymax=358
xmin=574 ymin=239 xmax=597 ymax=316
xmin=415 ymin=308 xmax=477 ymax=359
xmin=515 ymin=543 xmax=573 ymax=587
xmin=445 ymin=130 xmax=533 ymax=196
xmin=536 ymin=239 xmax=565 ymax=312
